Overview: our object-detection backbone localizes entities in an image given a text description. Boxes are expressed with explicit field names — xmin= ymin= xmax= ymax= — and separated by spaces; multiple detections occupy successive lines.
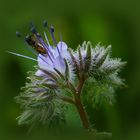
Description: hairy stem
xmin=74 ymin=77 xmax=91 ymax=129
xmin=75 ymin=94 xmax=90 ymax=129
xmin=63 ymin=78 xmax=92 ymax=130
xmin=77 ymin=76 xmax=85 ymax=95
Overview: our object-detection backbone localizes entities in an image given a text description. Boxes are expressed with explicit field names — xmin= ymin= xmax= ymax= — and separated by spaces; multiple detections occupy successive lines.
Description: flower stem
xmin=74 ymin=77 xmax=91 ymax=129
xmin=75 ymin=94 xmax=90 ymax=129
xmin=63 ymin=78 xmax=92 ymax=130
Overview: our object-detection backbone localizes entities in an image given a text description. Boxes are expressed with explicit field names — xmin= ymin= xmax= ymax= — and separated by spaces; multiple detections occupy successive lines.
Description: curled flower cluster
xmin=12 ymin=22 xmax=126 ymax=129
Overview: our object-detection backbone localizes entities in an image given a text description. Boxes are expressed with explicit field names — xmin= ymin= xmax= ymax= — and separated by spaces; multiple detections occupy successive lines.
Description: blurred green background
xmin=0 ymin=0 xmax=140 ymax=139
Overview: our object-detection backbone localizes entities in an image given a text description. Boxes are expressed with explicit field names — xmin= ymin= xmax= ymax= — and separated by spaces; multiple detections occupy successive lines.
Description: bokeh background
xmin=0 ymin=0 xmax=140 ymax=139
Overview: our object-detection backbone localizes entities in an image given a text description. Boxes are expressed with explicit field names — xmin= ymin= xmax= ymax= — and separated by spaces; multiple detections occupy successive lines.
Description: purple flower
xmin=11 ymin=22 xmax=126 ymax=127
xmin=36 ymin=41 xmax=69 ymax=77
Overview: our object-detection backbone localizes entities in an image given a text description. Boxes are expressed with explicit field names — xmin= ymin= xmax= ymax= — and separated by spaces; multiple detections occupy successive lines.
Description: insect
xmin=25 ymin=33 xmax=47 ymax=54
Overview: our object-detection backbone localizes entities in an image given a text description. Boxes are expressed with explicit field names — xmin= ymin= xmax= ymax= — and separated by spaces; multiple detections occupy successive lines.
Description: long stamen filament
xmin=7 ymin=51 xmax=37 ymax=61
xmin=44 ymin=32 xmax=51 ymax=46
xmin=7 ymin=51 xmax=52 ymax=67
xmin=50 ymin=26 xmax=57 ymax=46
xmin=44 ymin=31 xmax=55 ymax=60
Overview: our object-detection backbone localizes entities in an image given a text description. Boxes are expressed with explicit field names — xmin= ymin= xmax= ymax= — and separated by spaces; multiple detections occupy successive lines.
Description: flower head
xmin=11 ymin=21 xmax=126 ymax=127
xmin=36 ymin=41 xmax=69 ymax=77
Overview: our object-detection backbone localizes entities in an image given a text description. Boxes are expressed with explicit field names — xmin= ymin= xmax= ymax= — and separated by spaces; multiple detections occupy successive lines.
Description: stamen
xmin=50 ymin=25 xmax=57 ymax=46
xmin=13 ymin=22 xmax=55 ymax=66
xmin=16 ymin=31 xmax=21 ymax=38
xmin=7 ymin=51 xmax=37 ymax=61
xmin=44 ymin=32 xmax=50 ymax=46
xmin=30 ymin=23 xmax=55 ymax=64
xmin=7 ymin=51 xmax=52 ymax=67
xmin=43 ymin=21 xmax=58 ymax=47
xmin=50 ymin=26 xmax=54 ymax=33
xmin=49 ymin=26 xmax=61 ymax=56
xmin=43 ymin=20 xmax=48 ymax=28
xmin=43 ymin=20 xmax=50 ymax=32
xmin=30 ymin=22 xmax=37 ymax=33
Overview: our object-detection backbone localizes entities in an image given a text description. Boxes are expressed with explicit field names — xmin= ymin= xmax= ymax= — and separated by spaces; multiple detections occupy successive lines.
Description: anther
xmin=43 ymin=20 xmax=48 ymax=28
xmin=49 ymin=25 xmax=57 ymax=46
xmin=30 ymin=22 xmax=37 ymax=33
xmin=50 ymin=26 xmax=54 ymax=33
xmin=31 ymin=26 xmax=37 ymax=33
xmin=16 ymin=31 xmax=21 ymax=38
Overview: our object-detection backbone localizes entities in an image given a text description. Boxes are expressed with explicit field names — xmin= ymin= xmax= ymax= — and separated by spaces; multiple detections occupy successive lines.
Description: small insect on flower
xmin=25 ymin=33 xmax=47 ymax=54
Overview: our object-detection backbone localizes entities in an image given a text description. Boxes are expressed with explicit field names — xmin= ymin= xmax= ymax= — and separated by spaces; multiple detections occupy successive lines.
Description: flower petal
xmin=35 ymin=70 xmax=45 ymax=77
xmin=54 ymin=55 xmax=65 ymax=73
xmin=37 ymin=54 xmax=54 ymax=72
xmin=57 ymin=41 xmax=67 ymax=51
xmin=54 ymin=42 xmax=68 ymax=58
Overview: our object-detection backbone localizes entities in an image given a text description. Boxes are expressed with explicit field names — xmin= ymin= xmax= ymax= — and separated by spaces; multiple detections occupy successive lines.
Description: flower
xmin=36 ymin=41 xmax=69 ymax=77
xmin=10 ymin=22 xmax=126 ymax=127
